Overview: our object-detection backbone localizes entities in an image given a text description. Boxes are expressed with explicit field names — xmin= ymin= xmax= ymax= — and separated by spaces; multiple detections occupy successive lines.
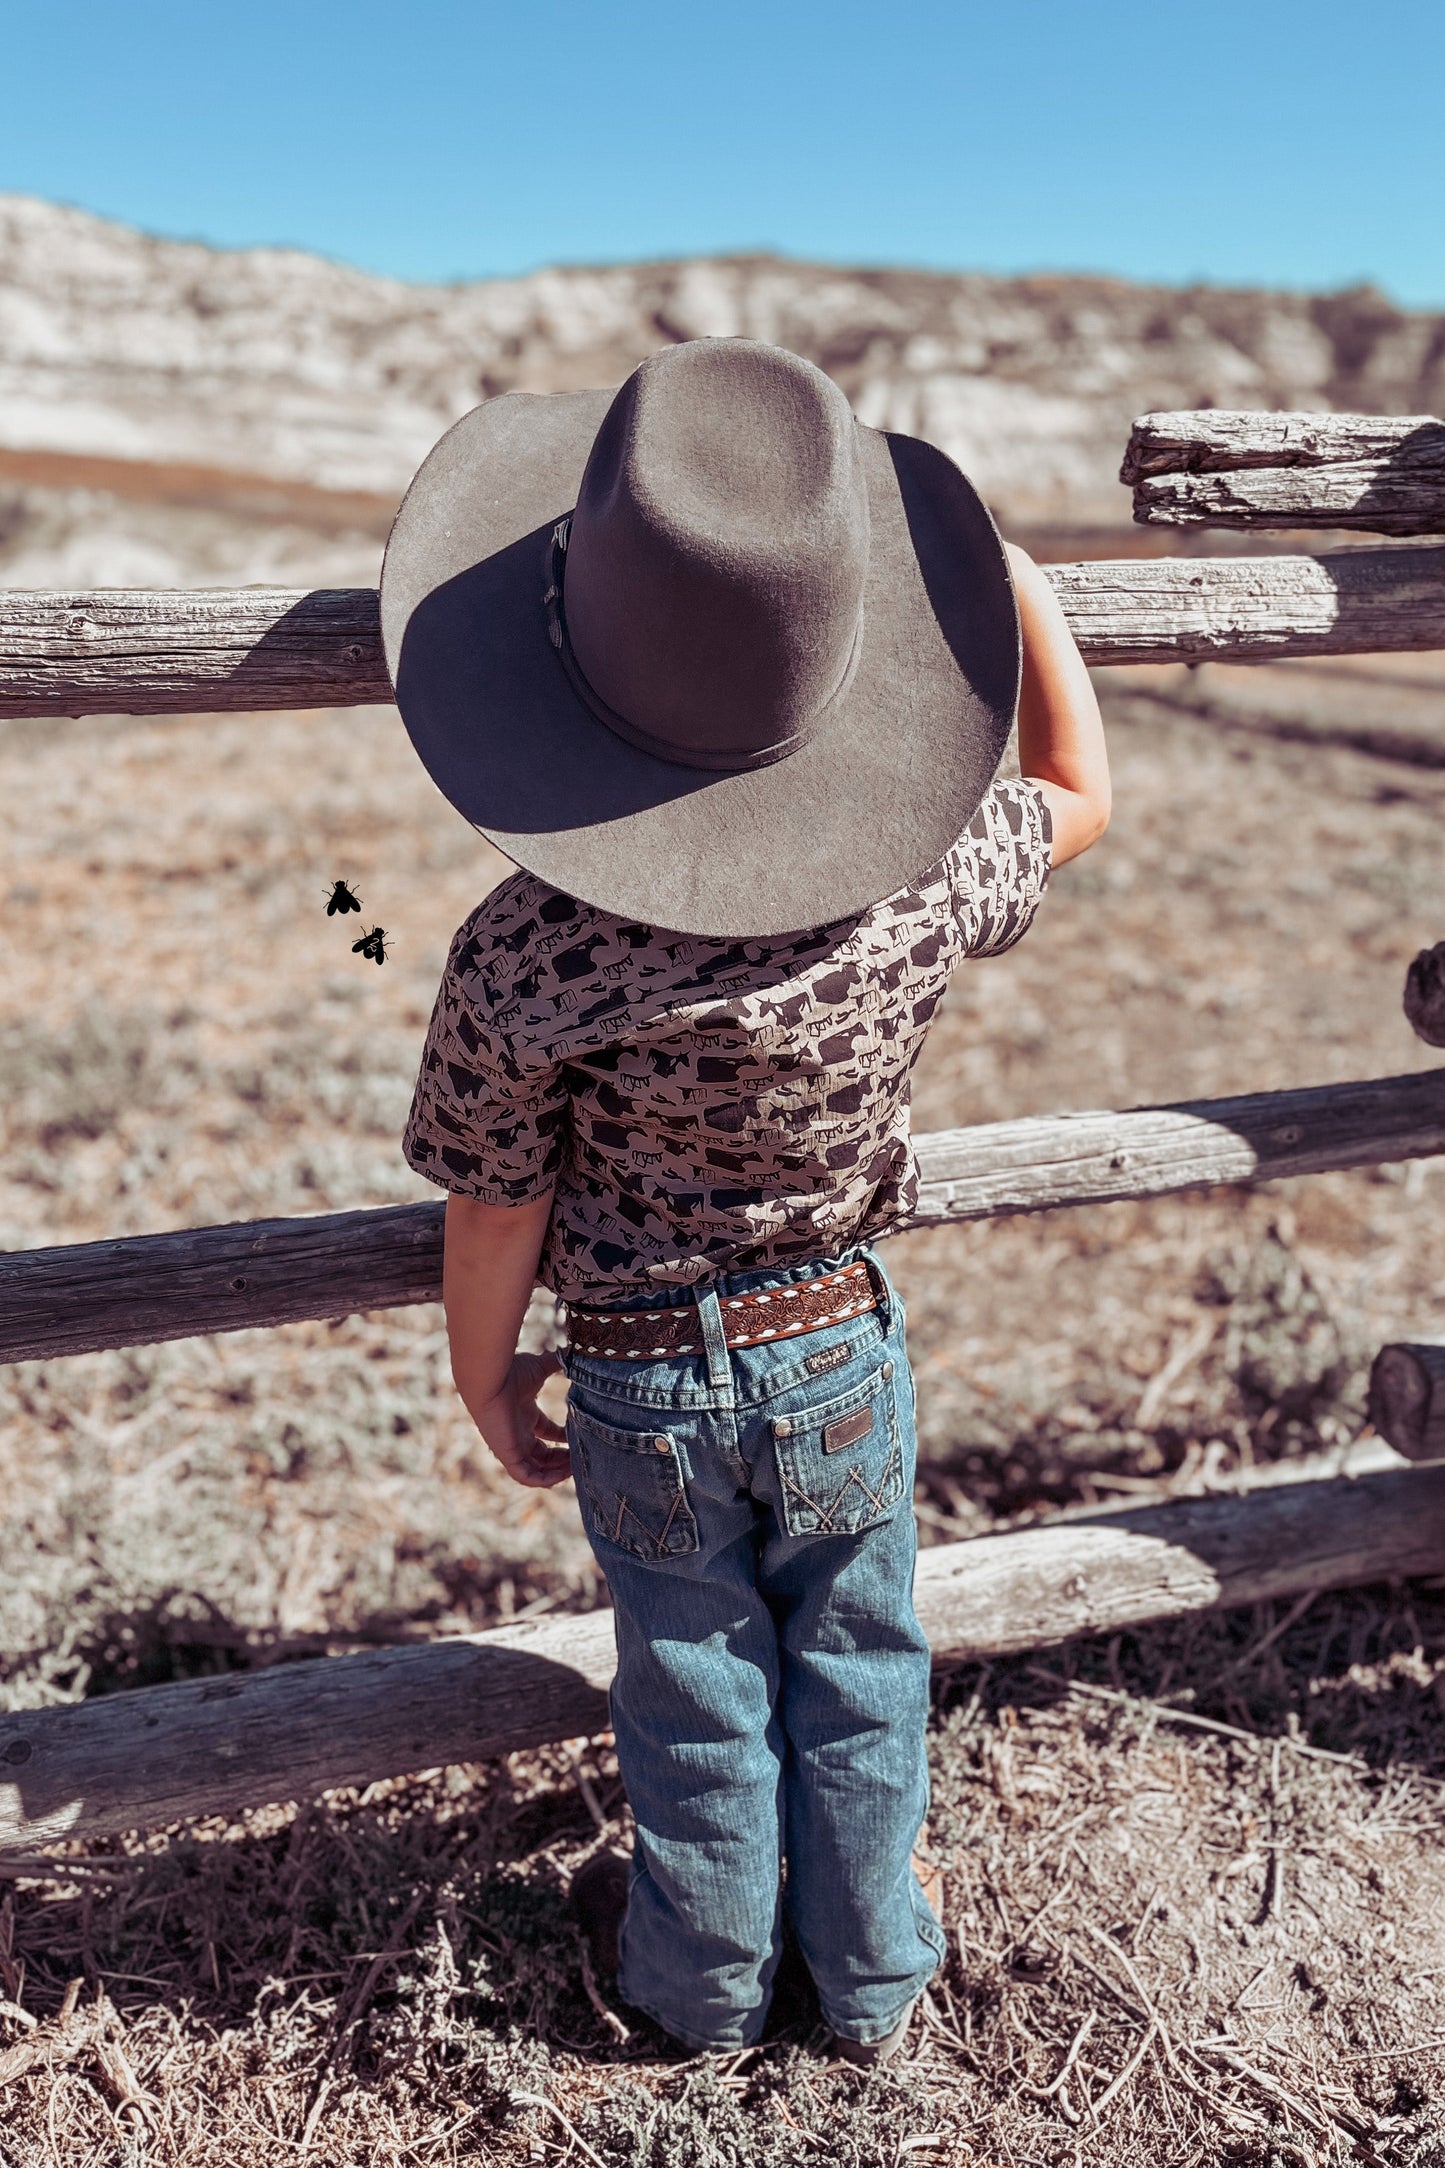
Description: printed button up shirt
xmin=404 ymin=779 xmax=1052 ymax=1302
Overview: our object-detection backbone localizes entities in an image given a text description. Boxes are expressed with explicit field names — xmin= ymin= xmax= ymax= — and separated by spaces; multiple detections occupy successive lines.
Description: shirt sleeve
xmin=403 ymin=919 xmax=569 ymax=1204
xmin=945 ymin=778 xmax=1053 ymax=959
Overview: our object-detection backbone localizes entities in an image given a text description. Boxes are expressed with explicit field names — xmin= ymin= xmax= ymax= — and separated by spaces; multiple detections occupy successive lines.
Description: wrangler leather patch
xmin=806 ymin=1340 xmax=853 ymax=1377
xmin=823 ymin=1404 xmax=875 ymax=1455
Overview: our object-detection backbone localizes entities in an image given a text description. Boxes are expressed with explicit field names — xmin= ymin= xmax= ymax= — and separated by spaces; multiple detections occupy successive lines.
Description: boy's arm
xmin=443 ymin=1190 xmax=571 ymax=1490
xmin=1005 ymin=542 xmax=1111 ymax=867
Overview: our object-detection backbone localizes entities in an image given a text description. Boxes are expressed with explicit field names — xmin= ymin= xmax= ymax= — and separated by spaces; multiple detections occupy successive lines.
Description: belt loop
xmin=695 ymin=1283 xmax=732 ymax=1390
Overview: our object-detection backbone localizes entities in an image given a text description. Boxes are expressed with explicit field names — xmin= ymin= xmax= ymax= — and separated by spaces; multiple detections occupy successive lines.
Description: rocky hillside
xmin=2 ymin=192 xmax=1443 ymax=586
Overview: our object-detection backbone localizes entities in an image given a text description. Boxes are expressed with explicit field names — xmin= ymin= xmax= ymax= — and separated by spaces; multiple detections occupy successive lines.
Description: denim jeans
xmin=560 ymin=1247 xmax=944 ymax=2052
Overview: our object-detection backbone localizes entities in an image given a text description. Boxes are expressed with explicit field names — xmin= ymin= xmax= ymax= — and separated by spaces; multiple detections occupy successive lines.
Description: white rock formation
xmin=2 ymin=193 xmax=1442 ymax=586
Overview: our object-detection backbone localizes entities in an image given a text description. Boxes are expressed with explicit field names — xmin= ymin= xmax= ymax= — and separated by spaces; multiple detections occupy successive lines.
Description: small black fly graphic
xmin=325 ymin=878 xmax=363 ymax=917
xmin=352 ymin=925 xmax=391 ymax=966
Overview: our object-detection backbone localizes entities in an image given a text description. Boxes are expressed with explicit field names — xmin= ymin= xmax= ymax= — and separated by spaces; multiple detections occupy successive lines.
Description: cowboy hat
xmin=380 ymin=338 xmax=1020 ymax=939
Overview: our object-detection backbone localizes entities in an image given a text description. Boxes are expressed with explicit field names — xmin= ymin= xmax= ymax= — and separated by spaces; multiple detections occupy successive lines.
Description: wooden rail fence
xmin=2 ymin=1067 xmax=1443 ymax=1364
xmin=6 ymin=1460 xmax=1445 ymax=1850
xmin=2 ymin=546 xmax=1445 ymax=721
xmin=2 ymin=406 xmax=1444 ymax=1852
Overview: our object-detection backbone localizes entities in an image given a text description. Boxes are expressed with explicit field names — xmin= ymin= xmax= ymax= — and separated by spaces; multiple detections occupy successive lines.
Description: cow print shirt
xmin=404 ymin=779 xmax=1052 ymax=1301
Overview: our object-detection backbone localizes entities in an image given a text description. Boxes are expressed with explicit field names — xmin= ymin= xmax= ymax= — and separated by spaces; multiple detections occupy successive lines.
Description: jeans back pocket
xmin=568 ymin=1401 xmax=701 ymax=1562
xmin=771 ymin=1358 xmax=903 ymax=1538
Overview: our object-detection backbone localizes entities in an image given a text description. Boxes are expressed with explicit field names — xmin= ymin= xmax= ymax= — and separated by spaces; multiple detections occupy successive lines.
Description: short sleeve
xmin=403 ymin=920 xmax=568 ymax=1204
xmin=945 ymin=779 xmax=1053 ymax=959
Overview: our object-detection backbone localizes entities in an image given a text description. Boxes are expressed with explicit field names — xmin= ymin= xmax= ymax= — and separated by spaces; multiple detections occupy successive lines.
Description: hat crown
xmin=561 ymin=341 xmax=870 ymax=770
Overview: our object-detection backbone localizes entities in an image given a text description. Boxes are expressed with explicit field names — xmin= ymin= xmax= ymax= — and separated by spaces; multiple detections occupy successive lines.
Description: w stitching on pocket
xmin=776 ymin=1446 xmax=901 ymax=1535
xmin=771 ymin=1363 xmax=903 ymax=1538
xmin=568 ymin=1404 xmax=700 ymax=1562
xmin=602 ymin=1485 xmax=691 ymax=1557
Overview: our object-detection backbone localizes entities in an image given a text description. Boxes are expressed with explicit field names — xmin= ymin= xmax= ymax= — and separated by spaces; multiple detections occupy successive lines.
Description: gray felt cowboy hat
xmin=380 ymin=338 xmax=1021 ymax=939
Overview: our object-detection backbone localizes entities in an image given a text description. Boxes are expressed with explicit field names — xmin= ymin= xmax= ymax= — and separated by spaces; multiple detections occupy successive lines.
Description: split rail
xmin=2 ymin=409 xmax=1445 ymax=1852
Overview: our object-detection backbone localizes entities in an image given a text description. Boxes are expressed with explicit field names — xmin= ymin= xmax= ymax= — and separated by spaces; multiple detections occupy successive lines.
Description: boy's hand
xmin=470 ymin=1349 xmax=572 ymax=1489
xmin=442 ymin=1192 xmax=568 ymax=1490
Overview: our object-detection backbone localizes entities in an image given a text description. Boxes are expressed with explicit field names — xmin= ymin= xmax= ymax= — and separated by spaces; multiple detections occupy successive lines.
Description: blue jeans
xmin=560 ymin=1248 xmax=944 ymax=2051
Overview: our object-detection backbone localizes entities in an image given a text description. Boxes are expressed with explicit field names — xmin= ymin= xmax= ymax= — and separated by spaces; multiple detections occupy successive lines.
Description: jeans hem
xmin=822 ymin=1994 xmax=918 ymax=2047
xmin=618 ymin=1979 xmax=769 ymax=2055
xmin=819 ymin=1929 xmax=943 ymax=2045
xmin=615 ymin=1968 xmax=766 ymax=2046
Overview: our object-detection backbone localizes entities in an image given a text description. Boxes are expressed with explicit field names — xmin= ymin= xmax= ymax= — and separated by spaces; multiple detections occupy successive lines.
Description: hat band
xmin=543 ymin=520 xmax=855 ymax=776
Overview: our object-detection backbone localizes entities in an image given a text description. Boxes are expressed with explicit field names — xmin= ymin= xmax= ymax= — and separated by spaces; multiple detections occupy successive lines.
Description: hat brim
xmin=380 ymin=386 xmax=1020 ymax=938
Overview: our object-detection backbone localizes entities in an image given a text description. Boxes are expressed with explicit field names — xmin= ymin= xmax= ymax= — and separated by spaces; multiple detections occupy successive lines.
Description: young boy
xmin=384 ymin=339 xmax=1109 ymax=2060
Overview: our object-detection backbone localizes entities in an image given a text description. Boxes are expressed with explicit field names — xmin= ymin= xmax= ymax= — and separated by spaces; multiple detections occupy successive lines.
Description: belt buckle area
xmin=568 ymin=1260 xmax=882 ymax=1361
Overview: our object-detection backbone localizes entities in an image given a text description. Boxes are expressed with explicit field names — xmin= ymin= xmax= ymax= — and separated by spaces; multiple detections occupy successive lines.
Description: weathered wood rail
xmin=0 ymin=588 xmax=392 ymax=718
xmin=5 ymin=1460 xmax=1444 ymax=1850
xmin=1123 ymin=411 xmax=1445 ymax=536
xmin=4 ymin=547 xmax=1445 ymax=723
xmin=3 ymin=1067 xmax=1442 ymax=1364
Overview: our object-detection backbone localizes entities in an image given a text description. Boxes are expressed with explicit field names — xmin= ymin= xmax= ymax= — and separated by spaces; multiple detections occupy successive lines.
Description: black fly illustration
xmin=325 ymin=879 xmax=363 ymax=916
xmin=352 ymin=926 xmax=391 ymax=965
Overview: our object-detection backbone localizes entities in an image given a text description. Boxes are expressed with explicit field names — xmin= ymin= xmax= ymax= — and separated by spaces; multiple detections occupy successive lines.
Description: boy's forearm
xmin=1005 ymin=543 xmax=1111 ymax=867
xmin=443 ymin=1190 xmax=554 ymax=1418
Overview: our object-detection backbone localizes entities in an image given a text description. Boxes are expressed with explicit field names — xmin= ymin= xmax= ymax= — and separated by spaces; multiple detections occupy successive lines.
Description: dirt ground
xmin=3 ymin=654 xmax=1445 ymax=2164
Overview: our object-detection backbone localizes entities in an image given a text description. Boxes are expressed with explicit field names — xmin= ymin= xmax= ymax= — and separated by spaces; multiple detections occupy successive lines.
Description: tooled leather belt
xmin=564 ymin=1260 xmax=879 ymax=1361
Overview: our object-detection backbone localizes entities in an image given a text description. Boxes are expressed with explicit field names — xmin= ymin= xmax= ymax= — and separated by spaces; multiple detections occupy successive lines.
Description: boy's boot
xmin=568 ymin=1849 xmax=630 ymax=1977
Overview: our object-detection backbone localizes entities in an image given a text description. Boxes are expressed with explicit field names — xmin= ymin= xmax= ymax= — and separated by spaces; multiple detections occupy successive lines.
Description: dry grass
xmin=4 ymin=665 xmax=1445 ymax=2161
xmin=5 ymin=1602 xmax=1445 ymax=2165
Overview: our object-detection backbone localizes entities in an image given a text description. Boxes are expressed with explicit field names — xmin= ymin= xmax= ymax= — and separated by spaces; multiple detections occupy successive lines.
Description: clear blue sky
xmin=3 ymin=0 xmax=1442 ymax=305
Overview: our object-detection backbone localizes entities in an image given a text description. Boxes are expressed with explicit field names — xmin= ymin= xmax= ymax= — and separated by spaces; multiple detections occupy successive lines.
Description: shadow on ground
xmin=5 ymin=1580 xmax=1445 ymax=2163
